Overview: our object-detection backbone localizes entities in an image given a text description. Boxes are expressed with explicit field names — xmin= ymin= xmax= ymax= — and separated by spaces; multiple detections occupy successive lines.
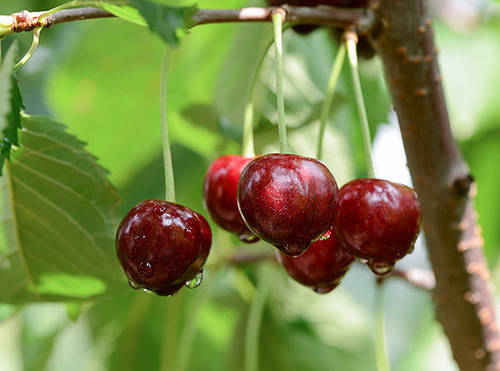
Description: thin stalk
xmin=346 ymin=34 xmax=374 ymax=178
xmin=160 ymin=292 xmax=185 ymax=371
xmin=159 ymin=47 xmax=176 ymax=203
xmin=242 ymin=24 xmax=291 ymax=158
xmin=272 ymin=11 xmax=288 ymax=154
xmin=317 ymin=42 xmax=346 ymax=161
xmin=244 ymin=264 xmax=273 ymax=371
xmin=14 ymin=26 xmax=42 ymax=71
xmin=175 ymin=269 xmax=221 ymax=371
xmin=375 ymin=283 xmax=390 ymax=371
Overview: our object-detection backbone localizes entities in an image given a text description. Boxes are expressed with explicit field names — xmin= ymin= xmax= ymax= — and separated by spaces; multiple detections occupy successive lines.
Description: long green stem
xmin=14 ymin=26 xmax=42 ymax=71
xmin=346 ymin=34 xmax=374 ymax=178
xmin=317 ymin=43 xmax=346 ymax=161
xmin=375 ymin=283 xmax=390 ymax=371
xmin=244 ymin=264 xmax=273 ymax=371
xmin=160 ymin=47 xmax=176 ymax=203
xmin=272 ymin=11 xmax=288 ymax=154
xmin=242 ymin=25 xmax=291 ymax=158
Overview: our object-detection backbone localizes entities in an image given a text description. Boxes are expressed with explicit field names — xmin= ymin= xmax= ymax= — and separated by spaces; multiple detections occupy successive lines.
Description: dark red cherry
xmin=334 ymin=178 xmax=422 ymax=276
xmin=116 ymin=200 xmax=212 ymax=296
xmin=277 ymin=227 xmax=355 ymax=293
xmin=203 ymin=155 xmax=258 ymax=243
xmin=237 ymin=153 xmax=338 ymax=257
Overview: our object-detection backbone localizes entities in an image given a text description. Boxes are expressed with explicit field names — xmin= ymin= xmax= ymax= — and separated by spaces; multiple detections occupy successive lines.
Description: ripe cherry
xmin=237 ymin=153 xmax=338 ymax=257
xmin=334 ymin=178 xmax=422 ymax=276
xmin=116 ymin=200 xmax=212 ymax=296
xmin=203 ymin=155 xmax=258 ymax=243
xmin=277 ymin=227 xmax=355 ymax=293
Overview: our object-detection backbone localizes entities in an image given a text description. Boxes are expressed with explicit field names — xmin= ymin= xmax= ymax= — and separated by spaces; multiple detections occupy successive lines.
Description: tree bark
xmin=369 ymin=1 xmax=500 ymax=369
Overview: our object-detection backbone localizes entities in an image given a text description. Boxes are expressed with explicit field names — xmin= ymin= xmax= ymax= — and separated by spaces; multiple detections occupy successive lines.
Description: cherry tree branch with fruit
xmin=0 ymin=1 xmax=497 ymax=371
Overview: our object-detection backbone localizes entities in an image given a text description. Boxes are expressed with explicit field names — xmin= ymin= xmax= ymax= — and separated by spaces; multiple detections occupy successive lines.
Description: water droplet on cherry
xmin=367 ymin=260 xmax=394 ymax=277
xmin=185 ymin=271 xmax=203 ymax=289
xmin=128 ymin=280 xmax=141 ymax=290
xmin=138 ymin=261 xmax=154 ymax=279
xmin=238 ymin=233 xmax=259 ymax=243
xmin=312 ymin=284 xmax=338 ymax=294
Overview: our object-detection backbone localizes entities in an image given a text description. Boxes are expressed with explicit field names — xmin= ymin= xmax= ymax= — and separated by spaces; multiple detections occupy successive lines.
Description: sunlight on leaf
xmin=30 ymin=273 xmax=107 ymax=299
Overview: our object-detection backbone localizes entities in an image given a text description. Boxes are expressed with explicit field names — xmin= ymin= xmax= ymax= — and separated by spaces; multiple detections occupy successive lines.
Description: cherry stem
xmin=345 ymin=31 xmax=375 ymax=178
xmin=244 ymin=263 xmax=273 ymax=371
xmin=242 ymin=39 xmax=273 ymax=158
xmin=160 ymin=47 xmax=176 ymax=203
xmin=317 ymin=42 xmax=346 ymax=161
xmin=375 ymin=282 xmax=391 ymax=371
xmin=272 ymin=10 xmax=288 ymax=154
xmin=14 ymin=25 xmax=42 ymax=71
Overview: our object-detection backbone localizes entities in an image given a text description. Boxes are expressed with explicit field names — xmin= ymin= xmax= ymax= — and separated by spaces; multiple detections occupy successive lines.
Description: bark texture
xmin=368 ymin=1 xmax=500 ymax=369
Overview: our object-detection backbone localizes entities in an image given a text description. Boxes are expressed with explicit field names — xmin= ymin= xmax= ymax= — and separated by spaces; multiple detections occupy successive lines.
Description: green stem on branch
xmin=272 ymin=10 xmax=288 ymax=154
xmin=375 ymin=282 xmax=390 ymax=371
xmin=14 ymin=26 xmax=42 ymax=71
xmin=160 ymin=46 xmax=176 ymax=203
xmin=242 ymin=24 xmax=291 ymax=158
xmin=317 ymin=42 xmax=346 ymax=161
xmin=345 ymin=31 xmax=374 ymax=178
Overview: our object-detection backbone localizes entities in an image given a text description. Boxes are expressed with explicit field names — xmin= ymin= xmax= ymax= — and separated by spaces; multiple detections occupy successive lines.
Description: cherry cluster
xmin=204 ymin=153 xmax=422 ymax=293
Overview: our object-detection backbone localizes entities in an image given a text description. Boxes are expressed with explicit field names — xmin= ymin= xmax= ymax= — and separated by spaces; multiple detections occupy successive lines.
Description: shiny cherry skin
xmin=203 ymin=155 xmax=258 ymax=243
xmin=116 ymin=200 xmax=212 ymax=296
xmin=237 ymin=153 xmax=338 ymax=257
xmin=277 ymin=227 xmax=355 ymax=293
xmin=334 ymin=178 xmax=422 ymax=276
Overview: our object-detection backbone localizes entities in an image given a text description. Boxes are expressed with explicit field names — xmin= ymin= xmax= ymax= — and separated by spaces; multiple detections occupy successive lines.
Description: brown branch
xmin=369 ymin=0 xmax=500 ymax=369
xmin=2 ymin=6 xmax=370 ymax=37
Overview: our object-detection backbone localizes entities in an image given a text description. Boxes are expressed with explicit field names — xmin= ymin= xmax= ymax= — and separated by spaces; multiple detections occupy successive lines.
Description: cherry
xmin=203 ymin=155 xmax=258 ymax=243
xmin=237 ymin=153 xmax=338 ymax=257
xmin=116 ymin=199 xmax=212 ymax=296
xmin=334 ymin=178 xmax=422 ymax=276
xmin=277 ymin=227 xmax=355 ymax=293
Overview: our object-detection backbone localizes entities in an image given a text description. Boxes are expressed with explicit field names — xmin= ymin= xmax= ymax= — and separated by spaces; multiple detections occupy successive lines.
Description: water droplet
xmin=312 ymin=283 xmax=338 ymax=294
xmin=142 ymin=288 xmax=153 ymax=294
xmin=367 ymin=261 xmax=394 ymax=277
xmin=238 ymin=233 xmax=259 ymax=244
xmin=128 ymin=279 xmax=141 ymax=290
xmin=185 ymin=271 xmax=203 ymax=289
xmin=407 ymin=243 xmax=415 ymax=254
xmin=319 ymin=229 xmax=332 ymax=241
xmin=138 ymin=261 xmax=154 ymax=279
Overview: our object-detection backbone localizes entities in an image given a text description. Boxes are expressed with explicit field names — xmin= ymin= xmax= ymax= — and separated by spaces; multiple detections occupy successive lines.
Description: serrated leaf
xmin=0 ymin=41 xmax=25 ymax=175
xmin=0 ymin=115 xmax=125 ymax=303
xmin=95 ymin=2 xmax=148 ymax=26
xmin=130 ymin=0 xmax=198 ymax=47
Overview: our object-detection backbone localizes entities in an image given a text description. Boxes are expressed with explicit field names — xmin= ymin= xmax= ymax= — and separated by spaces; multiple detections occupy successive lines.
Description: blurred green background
xmin=1 ymin=0 xmax=500 ymax=370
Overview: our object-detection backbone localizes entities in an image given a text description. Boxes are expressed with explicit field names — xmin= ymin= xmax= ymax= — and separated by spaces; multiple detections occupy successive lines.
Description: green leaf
xmin=129 ymin=0 xmax=198 ymax=47
xmin=0 ymin=41 xmax=25 ymax=175
xmin=0 ymin=115 xmax=125 ymax=303
xmin=95 ymin=3 xmax=148 ymax=26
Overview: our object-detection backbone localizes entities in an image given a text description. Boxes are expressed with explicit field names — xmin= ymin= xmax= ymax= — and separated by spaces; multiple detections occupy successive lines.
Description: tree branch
xmin=1 ymin=6 xmax=371 ymax=37
xmin=369 ymin=1 xmax=500 ymax=369
xmin=378 ymin=267 xmax=436 ymax=291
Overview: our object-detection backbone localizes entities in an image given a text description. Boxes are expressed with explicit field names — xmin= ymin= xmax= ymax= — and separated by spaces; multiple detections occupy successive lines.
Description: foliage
xmin=0 ymin=0 xmax=499 ymax=370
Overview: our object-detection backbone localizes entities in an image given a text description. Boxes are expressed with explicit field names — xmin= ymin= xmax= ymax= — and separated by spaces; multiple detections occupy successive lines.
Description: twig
xmin=1 ymin=6 xmax=372 ymax=37
xmin=378 ymin=267 xmax=436 ymax=291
